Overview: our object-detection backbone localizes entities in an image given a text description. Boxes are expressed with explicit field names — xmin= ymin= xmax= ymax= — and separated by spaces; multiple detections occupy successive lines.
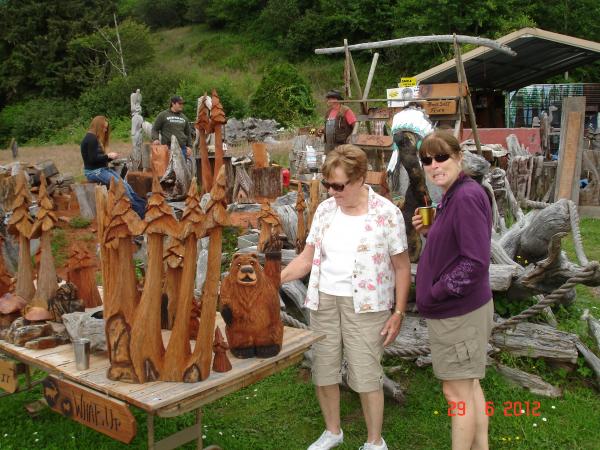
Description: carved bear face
xmin=230 ymin=253 xmax=261 ymax=287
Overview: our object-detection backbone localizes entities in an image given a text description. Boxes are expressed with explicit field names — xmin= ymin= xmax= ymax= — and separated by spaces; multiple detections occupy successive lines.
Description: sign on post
xmin=42 ymin=376 xmax=137 ymax=443
xmin=399 ymin=77 xmax=417 ymax=87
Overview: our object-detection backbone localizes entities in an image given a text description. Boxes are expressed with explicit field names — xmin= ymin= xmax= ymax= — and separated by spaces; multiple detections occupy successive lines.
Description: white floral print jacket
xmin=305 ymin=186 xmax=408 ymax=313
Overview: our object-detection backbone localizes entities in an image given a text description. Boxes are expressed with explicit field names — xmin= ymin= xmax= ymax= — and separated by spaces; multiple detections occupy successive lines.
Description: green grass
xmin=68 ymin=216 xmax=91 ymax=229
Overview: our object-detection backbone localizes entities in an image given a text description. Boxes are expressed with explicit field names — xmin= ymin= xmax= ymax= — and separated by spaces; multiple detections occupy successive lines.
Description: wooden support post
xmin=307 ymin=179 xmax=320 ymax=231
xmin=555 ymin=96 xmax=586 ymax=204
xmin=453 ymin=35 xmax=482 ymax=155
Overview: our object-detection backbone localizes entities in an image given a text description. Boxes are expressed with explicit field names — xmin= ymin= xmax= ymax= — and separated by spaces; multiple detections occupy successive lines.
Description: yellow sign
xmin=399 ymin=77 xmax=417 ymax=87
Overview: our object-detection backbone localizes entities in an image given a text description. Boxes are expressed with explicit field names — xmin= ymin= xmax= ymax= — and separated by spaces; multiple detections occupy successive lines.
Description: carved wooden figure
xmin=29 ymin=175 xmax=58 ymax=310
xmin=212 ymin=327 xmax=232 ymax=373
xmin=211 ymin=89 xmax=226 ymax=181
xmin=66 ymin=242 xmax=102 ymax=308
xmin=163 ymin=237 xmax=184 ymax=329
xmin=257 ymin=202 xmax=283 ymax=254
xmin=97 ymin=178 xmax=145 ymax=383
xmin=219 ymin=252 xmax=283 ymax=359
xmin=295 ymin=185 xmax=307 ymax=254
xmin=129 ymin=177 xmax=179 ymax=383
xmin=8 ymin=171 xmax=34 ymax=301
xmin=195 ymin=93 xmax=213 ymax=192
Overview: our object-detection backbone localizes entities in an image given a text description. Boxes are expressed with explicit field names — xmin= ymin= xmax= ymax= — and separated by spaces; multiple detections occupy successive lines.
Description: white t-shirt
xmin=319 ymin=208 xmax=366 ymax=296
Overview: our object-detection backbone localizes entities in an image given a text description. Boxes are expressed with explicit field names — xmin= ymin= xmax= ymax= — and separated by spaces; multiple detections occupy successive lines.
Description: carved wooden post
xmin=101 ymin=178 xmax=145 ymax=383
xmin=67 ymin=242 xmax=102 ymax=308
xmin=129 ymin=177 xmax=178 ymax=382
xmin=307 ymin=179 xmax=320 ymax=232
xmin=257 ymin=202 xmax=283 ymax=254
xmin=211 ymin=89 xmax=226 ymax=182
xmin=295 ymin=185 xmax=307 ymax=254
xmin=29 ymin=175 xmax=58 ymax=310
xmin=8 ymin=171 xmax=34 ymax=301
xmin=163 ymin=237 xmax=184 ymax=330
xmin=195 ymin=93 xmax=213 ymax=193
xmin=162 ymin=179 xmax=207 ymax=382
xmin=189 ymin=167 xmax=229 ymax=380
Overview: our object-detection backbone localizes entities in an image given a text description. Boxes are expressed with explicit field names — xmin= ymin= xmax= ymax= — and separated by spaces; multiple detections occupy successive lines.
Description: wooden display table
xmin=0 ymin=319 xmax=321 ymax=449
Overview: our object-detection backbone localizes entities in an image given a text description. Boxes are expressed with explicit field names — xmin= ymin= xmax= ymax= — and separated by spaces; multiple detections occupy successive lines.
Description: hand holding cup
xmin=412 ymin=206 xmax=434 ymax=235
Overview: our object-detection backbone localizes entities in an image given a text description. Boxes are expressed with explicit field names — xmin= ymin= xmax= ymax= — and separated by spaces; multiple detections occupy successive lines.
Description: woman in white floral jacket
xmin=281 ymin=145 xmax=411 ymax=450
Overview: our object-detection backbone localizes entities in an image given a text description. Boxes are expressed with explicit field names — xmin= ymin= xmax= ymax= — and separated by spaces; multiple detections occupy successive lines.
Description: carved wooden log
xmin=99 ymin=179 xmax=145 ymax=383
xmin=258 ymin=202 xmax=283 ymax=254
xmin=494 ymin=363 xmax=562 ymax=397
xmin=196 ymin=94 xmax=213 ymax=193
xmin=8 ymin=171 xmax=34 ymax=301
xmin=211 ymin=89 xmax=226 ymax=181
xmin=66 ymin=242 xmax=102 ymax=308
xmin=491 ymin=322 xmax=578 ymax=364
xmin=212 ymin=327 xmax=232 ymax=373
xmin=163 ymin=180 xmax=206 ymax=382
xmin=129 ymin=178 xmax=178 ymax=382
xmin=163 ymin=237 xmax=184 ymax=329
xmin=189 ymin=167 xmax=229 ymax=380
xmin=251 ymin=166 xmax=282 ymax=202
xmin=307 ymin=179 xmax=320 ymax=231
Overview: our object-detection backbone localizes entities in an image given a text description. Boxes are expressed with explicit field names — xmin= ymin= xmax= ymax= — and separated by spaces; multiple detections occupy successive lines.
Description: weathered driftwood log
xmin=160 ymin=135 xmax=192 ymax=201
xmin=163 ymin=237 xmax=184 ymax=329
xmin=211 ymin=89 xmax=226 ymax=182
xmin=0 ymin=236 xmax=13 ymax=297
xmin=71 ymin=183 xmax=98 ymax=219
xmin=586 ymin=312 xmax=600 ymax=350
xmin=574 ymin=338 xmax=600 ymax=385
xmin=494 ymin=363 xmax=562 ymax=397
xmin=8 ymin=171 xmax=34 ymax=301
xmin=196 ymin=93 xmax=213 ymax=193
xmin=491 ymin=322 xmax=578 ymax=364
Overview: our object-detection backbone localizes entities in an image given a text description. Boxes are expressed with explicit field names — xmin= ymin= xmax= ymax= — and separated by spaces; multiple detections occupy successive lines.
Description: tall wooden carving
xmin=97 ymin=178 xmax=145 ymax=383
xmin=257 ymin=202 xmax=283 ymax=254
xmin=211 ymin=89 xmax=226 ymax=180
xmin=29 ymin=175 xmax=59 ymax=310
xmin=8 ymin=171 xmax=34 ymax=301
xmin=196 ymin=93 xmax=213 ymax=193
xmin=129 ymin=177 xmax=179 ymax=382
xmin=67 ymin=242 xmax=102 ymax=308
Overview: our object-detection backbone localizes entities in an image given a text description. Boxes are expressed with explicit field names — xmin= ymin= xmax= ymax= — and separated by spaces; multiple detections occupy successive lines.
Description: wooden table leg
xmin=147 ymin=413 xmax=155 ymax=449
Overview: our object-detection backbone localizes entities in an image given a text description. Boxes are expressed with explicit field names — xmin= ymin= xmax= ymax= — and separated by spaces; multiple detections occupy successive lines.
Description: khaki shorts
xmin=426 ymin=300 xmax=494 ymax=381
xmin=310 ymin=292 xmax=390 ymax=393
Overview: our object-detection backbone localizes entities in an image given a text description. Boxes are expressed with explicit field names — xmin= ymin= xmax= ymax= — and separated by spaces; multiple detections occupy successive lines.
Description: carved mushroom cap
xmin=23 ymin=306 xmax=54 ymax=322
xmin=0 ymin=293 xmax=27 ymax=315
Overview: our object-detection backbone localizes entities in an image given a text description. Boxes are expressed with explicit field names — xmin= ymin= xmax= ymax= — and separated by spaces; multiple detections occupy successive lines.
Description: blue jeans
xmin=84 ymin=168 xmax=146 ymax=219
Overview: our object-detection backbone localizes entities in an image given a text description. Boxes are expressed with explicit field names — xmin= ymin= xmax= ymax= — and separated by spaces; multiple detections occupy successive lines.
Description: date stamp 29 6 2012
xmin=447 ymin=401 xmax=541 ymax=417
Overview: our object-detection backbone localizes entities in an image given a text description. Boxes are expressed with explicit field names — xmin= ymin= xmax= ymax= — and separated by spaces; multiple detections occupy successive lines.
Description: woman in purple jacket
xmin=412 ymin=131 xmax=493 ymax=450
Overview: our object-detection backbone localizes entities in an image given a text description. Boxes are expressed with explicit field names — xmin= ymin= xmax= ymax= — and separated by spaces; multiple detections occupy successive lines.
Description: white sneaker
xmin=359 ymin=437 xmax=388 ymax=450
xmin=307 ymin=429 xmax=344 ymax=450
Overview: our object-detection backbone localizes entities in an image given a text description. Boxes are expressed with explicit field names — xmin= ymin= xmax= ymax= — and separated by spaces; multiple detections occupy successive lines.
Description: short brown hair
xmin=322 ymin=144 xmax=367 ymax=183
xmin=419 ymin=130 xmax=461 ymax=158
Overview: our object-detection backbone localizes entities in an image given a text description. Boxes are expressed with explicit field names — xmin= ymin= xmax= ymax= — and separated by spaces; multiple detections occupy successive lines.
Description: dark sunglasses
xmin=321 ymin=179 xmax=350 ymax=192
xmin=420 ymin=154 xmax=451 ymax=166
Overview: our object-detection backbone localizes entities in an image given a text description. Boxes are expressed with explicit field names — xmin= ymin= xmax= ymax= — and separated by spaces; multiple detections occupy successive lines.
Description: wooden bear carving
xmin=219 ymin=252 xmax=283 ymax=358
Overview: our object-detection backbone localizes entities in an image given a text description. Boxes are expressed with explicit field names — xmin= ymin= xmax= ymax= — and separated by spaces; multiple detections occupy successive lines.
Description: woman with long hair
xmin=81 ymin=115 xmax=146 ymax=218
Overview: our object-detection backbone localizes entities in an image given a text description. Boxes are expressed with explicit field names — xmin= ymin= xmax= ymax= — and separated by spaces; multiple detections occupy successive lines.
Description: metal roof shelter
xmin=415 ymin=28 xmax=600 ymax=91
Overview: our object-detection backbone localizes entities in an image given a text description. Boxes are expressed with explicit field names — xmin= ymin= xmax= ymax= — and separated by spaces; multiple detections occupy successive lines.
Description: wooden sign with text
xmin=0 ymin=358 xmax=18 ymax=393
xmin=423 ymin=99 xmax=457 ymax=116
xmin=42 ymin=376 xmax=137 ymax=443
xmin=350 ymin=134 xmax=393 ymax=148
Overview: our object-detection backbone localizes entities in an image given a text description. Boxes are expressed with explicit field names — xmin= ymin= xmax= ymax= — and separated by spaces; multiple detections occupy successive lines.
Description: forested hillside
xmin=1 ymin=0 xmax=599 ymax=146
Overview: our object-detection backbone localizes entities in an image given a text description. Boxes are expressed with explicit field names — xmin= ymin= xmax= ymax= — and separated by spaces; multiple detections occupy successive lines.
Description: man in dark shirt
xmin=151 ymin=96 xmax=192 ymax=159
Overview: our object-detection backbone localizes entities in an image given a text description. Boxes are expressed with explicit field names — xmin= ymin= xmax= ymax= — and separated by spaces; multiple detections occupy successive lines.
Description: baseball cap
xmin=325 ymin=89 xmax=343 ymax=100
xmin=170 ymin=95 xmax=184 ymax=104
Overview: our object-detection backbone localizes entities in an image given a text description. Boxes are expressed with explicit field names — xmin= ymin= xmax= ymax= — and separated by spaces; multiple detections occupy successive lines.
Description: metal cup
xmin=73 ymin=338 xmax=91 ymax=371
xmin=418 ymin=206 xmax=434 ymax=226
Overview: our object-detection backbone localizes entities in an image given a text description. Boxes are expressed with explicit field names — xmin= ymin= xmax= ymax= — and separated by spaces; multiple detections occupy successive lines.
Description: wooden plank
xmin=42 ymin=376 xmax=137 ymax=443
xmin=350 ymin=134 xmax=393 ymax=148
xmin=555 ymin=97 xmax=586 ymax=204
xmin=0 ymin=357 xmax=19 ymax=393
xmin=418 ymin=83 xmax=467 ymax=99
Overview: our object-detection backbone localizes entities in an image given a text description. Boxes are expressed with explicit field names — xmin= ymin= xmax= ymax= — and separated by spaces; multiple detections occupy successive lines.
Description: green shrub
xmin=250 ymin=63 xmax=315 ymax=127
xmin=69 ymin=216 xmax=92 ymax=229
xmin=177 ymin=77 xmax=249 ymax=119
xmin=134 ymin=0 xmax=188 ymax=28
xmin=0 ymin=98 xmax=80 ymax=147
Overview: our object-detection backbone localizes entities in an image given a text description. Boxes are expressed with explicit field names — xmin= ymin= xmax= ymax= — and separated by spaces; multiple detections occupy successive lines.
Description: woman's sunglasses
xmin=420 ymin=154 xmax=451 ymax=166
xmin=321 ymin=179 xmax=350 ymax=192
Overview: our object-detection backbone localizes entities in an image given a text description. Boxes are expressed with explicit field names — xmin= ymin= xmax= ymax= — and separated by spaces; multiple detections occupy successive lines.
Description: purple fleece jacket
xmin=416 ymin=173 xmax=492 ymax=319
